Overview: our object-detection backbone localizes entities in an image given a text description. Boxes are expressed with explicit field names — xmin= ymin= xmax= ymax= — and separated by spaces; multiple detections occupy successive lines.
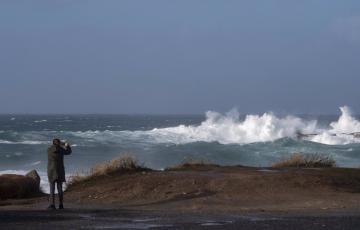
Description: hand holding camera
xmin=60 ymin=141 xmax=70 ymax=148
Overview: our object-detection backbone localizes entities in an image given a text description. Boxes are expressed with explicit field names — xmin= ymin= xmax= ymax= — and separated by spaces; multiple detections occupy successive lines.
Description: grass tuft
xmin=166 ymin=158 xmax=218 ymax=171
xmin=272 ymin=153 xmax=336 ymax=168
xmin=90 ymin=155 xmax=143 ymax=176
xmin=68 ymin=154 xmax=148 ymax=188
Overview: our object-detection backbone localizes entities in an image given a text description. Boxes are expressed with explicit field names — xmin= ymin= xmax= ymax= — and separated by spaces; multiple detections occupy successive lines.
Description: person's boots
xmin=58 ymin=204 xmax=64 ymax=210
xmin=47 ymin=204 xmax=56 ymax=210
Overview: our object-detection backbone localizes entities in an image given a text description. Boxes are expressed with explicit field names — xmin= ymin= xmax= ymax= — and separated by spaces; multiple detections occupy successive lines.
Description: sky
xmin=0 ymin=0 xmax=359 ymax=114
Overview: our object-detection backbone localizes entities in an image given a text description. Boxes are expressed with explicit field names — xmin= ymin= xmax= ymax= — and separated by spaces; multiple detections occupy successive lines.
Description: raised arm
xmin=63 ymin=146 xmax=72 ymax=155
xmin=55 ymin=145 xmax=72 ymax=155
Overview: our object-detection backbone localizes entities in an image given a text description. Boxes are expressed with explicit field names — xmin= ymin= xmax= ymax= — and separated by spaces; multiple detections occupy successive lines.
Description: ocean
xmin=1 ymin=106 xmax=360 ymax=192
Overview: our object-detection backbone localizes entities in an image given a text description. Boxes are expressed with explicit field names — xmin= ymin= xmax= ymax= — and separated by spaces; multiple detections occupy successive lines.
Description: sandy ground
xmin=1 ymin=165 xmax=360 ymax=229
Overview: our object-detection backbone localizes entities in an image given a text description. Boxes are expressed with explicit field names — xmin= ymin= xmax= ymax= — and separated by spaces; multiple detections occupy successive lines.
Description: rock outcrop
xmin=297 ymin=132 xmax=360 ymax=139
xmin=0 ymin=170 xmax=42 ymax=200
xmin=26 ymin=170 xmax=41 ymax=189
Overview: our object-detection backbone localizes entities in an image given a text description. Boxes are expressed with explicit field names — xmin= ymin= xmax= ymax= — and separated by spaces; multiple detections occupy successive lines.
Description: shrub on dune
xmin=90 ymin=155 xmax=143 ymax=176
xmin=166 ymin=158 xmax=218 ymax=171
xmin=68 ymin=155 xmax=147 ymax=187
xmin=272 ymin=153 xmax=336 ymax=168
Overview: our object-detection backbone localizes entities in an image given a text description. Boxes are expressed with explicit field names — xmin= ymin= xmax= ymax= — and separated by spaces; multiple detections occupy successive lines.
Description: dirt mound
xmin=65 ymin=166 xmax=360 ymax=212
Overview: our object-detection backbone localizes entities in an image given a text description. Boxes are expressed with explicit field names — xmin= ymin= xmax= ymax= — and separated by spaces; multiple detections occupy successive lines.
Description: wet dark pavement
xmin=0 ymin=209 xmax=360 ymax=229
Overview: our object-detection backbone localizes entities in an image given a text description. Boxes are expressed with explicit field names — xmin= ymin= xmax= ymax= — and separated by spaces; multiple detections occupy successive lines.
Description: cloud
xmin=332 ymin=16 xmax=360 ymax=43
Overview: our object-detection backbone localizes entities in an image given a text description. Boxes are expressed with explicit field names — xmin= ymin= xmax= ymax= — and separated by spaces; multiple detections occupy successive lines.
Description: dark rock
xmin=0 ymin=174 xmax=40 ymax=199
xmin=26 ymin=170 xmax=41 ymax=189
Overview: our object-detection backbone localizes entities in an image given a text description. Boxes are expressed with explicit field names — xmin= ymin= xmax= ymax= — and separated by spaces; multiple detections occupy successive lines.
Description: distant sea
xmin=1 ymin=106 xmax=360 ymax=192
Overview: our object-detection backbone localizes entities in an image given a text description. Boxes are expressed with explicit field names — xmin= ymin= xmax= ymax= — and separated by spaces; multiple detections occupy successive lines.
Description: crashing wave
xmin=68 ymin=106 xmax=360 ymax=146
xmin=1 ymin=106 xmax=359 ymax=146
xmin=150 ymin=106 xmax=360 ymax=145
xmin=308 ymin=106 xmax=360 ymax=145
xmin=149 ymin=109 xmax=318 ymax=144
xmin=148 ymin=106 xmax=360 ymax=145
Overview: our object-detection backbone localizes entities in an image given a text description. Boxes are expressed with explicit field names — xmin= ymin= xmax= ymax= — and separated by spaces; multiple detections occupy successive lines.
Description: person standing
xmin=47 ymin=138 xmax=72 ymax=210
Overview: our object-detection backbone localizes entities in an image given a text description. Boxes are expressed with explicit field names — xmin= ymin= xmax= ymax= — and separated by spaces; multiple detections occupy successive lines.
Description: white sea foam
xmin=153 ymin=106 xmax=360 ymax=145
xmin=149 ymin=109 xmax=319 ymax=144
xmin=68 ymin=106 xmax=360 ymax=146
xmin=330 ymin=106 xmax=360 ymax=133
xmin=308 ymin=106 xmax=360 ymax=145
xmin=20 ymin=140 xmax=49 ymax=145
xmin=29 ymin=161 xmax=41 ymax=166
xmin=0 ymin=140 xmax=14 ymax=144
xmin=34 ymin=120 xmax=47 ymax=123
xmin=0 ymin=140 xmax=48 ymax=145
xmin=0 ymin=169 xmax=29 ymax=175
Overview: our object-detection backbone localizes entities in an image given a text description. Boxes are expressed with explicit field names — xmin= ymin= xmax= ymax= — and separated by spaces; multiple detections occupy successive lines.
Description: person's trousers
xmin=49 ymin=180 xmax=63 ymax=205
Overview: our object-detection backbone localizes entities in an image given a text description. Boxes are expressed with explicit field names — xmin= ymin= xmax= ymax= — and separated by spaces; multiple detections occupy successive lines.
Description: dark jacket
xmin=47 ymin=145 xmax=72 ymax=183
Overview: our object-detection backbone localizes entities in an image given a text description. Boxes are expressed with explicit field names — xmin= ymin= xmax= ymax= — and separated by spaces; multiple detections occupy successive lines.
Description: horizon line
xmin=0 ymin=112 xmax=348 ymax=116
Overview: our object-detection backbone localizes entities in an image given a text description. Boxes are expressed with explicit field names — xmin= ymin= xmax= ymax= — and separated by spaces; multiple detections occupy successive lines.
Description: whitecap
xmin=0 ymin=170 xmax=29 ymax=175
xmin=0 ymin=140 xmax=48 ymax=145
xmin=29 ymin=161 xmax=41 ymax=166
xmin=34 ymin=120 xmax=47 ymax=123
xmin=0 ymin=140 xmax=14 ymax=144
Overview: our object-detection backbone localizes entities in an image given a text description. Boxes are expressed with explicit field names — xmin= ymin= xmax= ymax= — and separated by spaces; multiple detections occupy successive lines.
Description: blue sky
xmin=0 ymin=1 xmax=359 ymax=114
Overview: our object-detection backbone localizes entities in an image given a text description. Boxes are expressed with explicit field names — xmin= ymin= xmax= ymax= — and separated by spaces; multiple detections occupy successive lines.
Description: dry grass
xmin=166 ymin=158 xmax=218 ymax=171
xmin=90 ymin=155 xmax=144 ymax=176
xmin=272 ymin=153 xmax=336 ymax=168
xmin=68 ymin=155 xmax=148 ymax=187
